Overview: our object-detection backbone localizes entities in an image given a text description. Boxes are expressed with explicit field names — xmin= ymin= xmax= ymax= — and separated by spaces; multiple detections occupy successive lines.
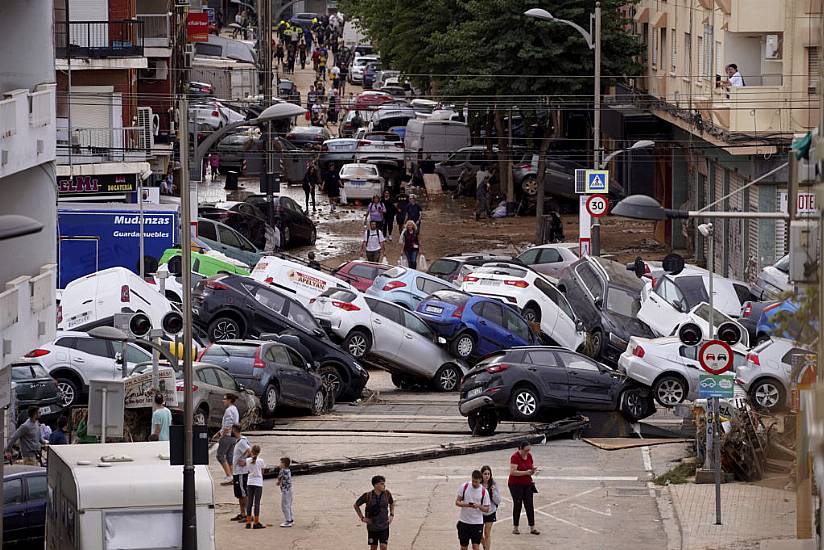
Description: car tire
xmin=509 ymin=385 xmax=540 ymax=421
xmin=56 ymin=377 xmax=81 ymax=409
xmin=283 ymin=226 xmax=291 ymax=248
xmin=433 ymin=364 xmax=461 ymax=392
xmin=652 ymin=375 xmax=687 ymax=407
xmin=310 ymin=389 xmax=325 ymax=416
xmin=262 ymin=384 xmax=279 ymax=416
xmin=343 ymin=329 xmax=371 ymax=358
xmin=522 ymin=304 xmax=541 ymax=324
xmin=309 ymin=226 xmax=317 ymax=245
xmin=451 ymin=332 xmax=475 ymax=359
xmin=468 ymin=409 xmax=498 ymax=436
xmin=620 ymin=388 xmax=651 ymax=421
xmin=391 ymin=373 xmax=413 ymax=389
xmin=194 ymin=405 xmax=208 ymax=426
xmin=589 ymin=329 xmax=603 ymax=359
xmin=749 ymin=378 xmax=785 ymax=412
xmin=208 ymin=316 xmax=242 ymax=341
xmin=318 ymin=364 xmax=345 ymax=399
xmin=521 ymin=175 xmax=538 ymax=197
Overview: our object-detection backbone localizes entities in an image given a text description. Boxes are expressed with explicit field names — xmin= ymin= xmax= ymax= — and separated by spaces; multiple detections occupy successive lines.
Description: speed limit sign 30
xmin=586 ymin=194 xmax=609 ymax=218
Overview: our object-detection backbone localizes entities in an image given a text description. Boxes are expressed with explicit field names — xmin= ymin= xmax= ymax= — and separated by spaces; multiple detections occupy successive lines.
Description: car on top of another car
xmin=331 ymin=260 xmax=392 ymax=292
xmin=366 ymin=265 xmax=458 ymax=311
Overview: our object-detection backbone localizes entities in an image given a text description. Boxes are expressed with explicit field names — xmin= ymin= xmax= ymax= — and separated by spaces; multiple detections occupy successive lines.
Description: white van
xmin=59 ymin=267 xmax=175 ymax=333
xmin=47 ymin=442 xmax=215 ymax=550
xmin=404 ymin=119 xmax=470 ymax=175
xmin=251 ymin=255 xmax=357 ymax=306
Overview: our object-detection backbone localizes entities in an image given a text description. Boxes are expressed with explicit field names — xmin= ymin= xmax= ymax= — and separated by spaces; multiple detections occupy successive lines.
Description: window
xmin=198 ymin=367 xmax=219 ymax=386
xmin=697 ymin=36 xmax=704 ymax=78
xmin=371 ymin=300 xmax=403 ymax=324
xmin=218 ymin=225 xmax=242 ymax=248
xmin=266 ymin=345 xmax=291 ymax=364
xmin=575 ymin=264 xmax=603 ymax=301
xmin=54 ymin=337 xmax=76 ymax=349
xmin=679 ymin=346 xmax=698 ymax=361
xmin=538 ymin=248 xmax=562 ymax=264
xmin=287 ymin=349 xmax=307 ymax=368
xmin=4 ymin=479 xmax=22 ymax=504
xmin=198 ymin=220 xmax=217 ymax=241
xmin=656 ymin=277 xmax=686 ymax=310
xmin=558 ymin=352 xmax=600 ymax=372
xmin=319 ymin=288 xmax=358 ymax=303
xmin=525 ymin=350 xmax=558 ymax=366
xmin=503 ymin=307 xmax=531 ymax=340
xmin=416 ymin=277 xmax=453 ymax=295
xmin=11 ymin=366 xmax=32 ymax=381
xmin=286 ymin=301 xmax=320 ymax=331
xmin=517 ymin=249 xmax=540 ymax=265
xmin=349 ymin=264 xmax=378 ymax=279
xmin=716 ymin=41 xmax=723 ymax=76
xmin=215 ymin=369 xmax=237 ymax=390
xmin=651 ymin=26 xmax=659 ymax=66
xmin=27 ymin=475 xmax=48 ymax=501
xmin=534 ymin=277 xmax=575 ymax=320
xmin=660 ymin=28 xmax=667 ymax=71
xmin=671 ymin=30 xmax=677 ymax=72
xmin=253 ymin=287 xmax=286 ymax=312
xmin=605 ymin=286 xmax=641 ymax=317
xmin=30 ymin=364 xmax=50 ymax=378
xmin=402 ymin=311 xmax=433 ymax=338
xmin=125 ymin=345 xmax=151 ymax=364
xmin=480 ymin=302 xmax=504 ymax=327
xmin=809 ymin=47 xmax=819 ymax=94
xmin=75 ymin=338 xmax=112 ymax=358
xmin=703 ymin=24 xmax=713 ymax=80
xmin=684 ymin=32 xmax=691 ymax=77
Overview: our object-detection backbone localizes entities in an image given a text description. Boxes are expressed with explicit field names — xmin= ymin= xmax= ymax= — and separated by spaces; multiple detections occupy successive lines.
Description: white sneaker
xmin=280 ymin=521 xmax=293 ymax=528
xmin=220 ymin=476 xmax=233 ymax=486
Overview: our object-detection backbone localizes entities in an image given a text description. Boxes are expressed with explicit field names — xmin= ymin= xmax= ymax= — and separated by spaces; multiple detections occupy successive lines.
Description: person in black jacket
xmin=381 ymin=189 xmax=397 ymax=243
xmin=303 ymin=162 xmax=320 ymax=212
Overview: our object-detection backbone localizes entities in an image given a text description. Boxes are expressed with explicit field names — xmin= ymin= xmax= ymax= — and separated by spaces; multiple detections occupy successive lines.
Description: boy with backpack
xmin=455 ymin=470 xmax=491 ymax=550
xmin=354 ymin=475 xmax=395 ymax=550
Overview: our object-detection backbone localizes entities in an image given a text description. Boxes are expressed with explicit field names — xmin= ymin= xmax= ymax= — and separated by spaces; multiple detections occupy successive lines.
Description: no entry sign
xmin=586 ymin=194 xmax=609 ymax=218
xmin=699 ymin=339 xmax=734 ymax=375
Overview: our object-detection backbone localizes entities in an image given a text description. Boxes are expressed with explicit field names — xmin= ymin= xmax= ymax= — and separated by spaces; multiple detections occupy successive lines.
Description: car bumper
xmin=459 ymin=395 xmax=495 ymax=416
xmin=618 ymin=354 xmax=658 ymax=386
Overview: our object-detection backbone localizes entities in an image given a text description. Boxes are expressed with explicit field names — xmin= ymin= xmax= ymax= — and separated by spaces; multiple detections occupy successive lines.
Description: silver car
xmin=751 ymin=254 xmax=791 ymax=300
xmin=516 ymin=243 xmax=580 ymax=281
xmin=736 ymin=337 xmax=811 ymax=412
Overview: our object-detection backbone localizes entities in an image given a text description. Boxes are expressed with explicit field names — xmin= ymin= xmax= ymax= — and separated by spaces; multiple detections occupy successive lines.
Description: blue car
xmin=416 ymin=290 xmax=539 ymax=360
xmin=366 ymin=266 xmax=457 ymax=311
xmin=756 ymin=299 xmax=811 ymax=342
xmin=4 ymin=465 xmax=47 ymax=547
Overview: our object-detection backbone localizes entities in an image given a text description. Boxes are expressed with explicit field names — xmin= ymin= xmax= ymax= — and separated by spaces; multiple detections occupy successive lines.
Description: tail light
xmin=735 ymin=377 xmax=745 ymax=386
xmin=632 ymin=345 xmax=645 ymax=358
xmin=264 ymin=276 xmax=274 ymax=284
xmin=197 ymin=344 xmax=212 ymax=361
xmin=464 ymin=275 xmax=479 ymax=283
xmin=357 ymin=140 xmax=372 ymax=147
xmin=742 ymin=302 xmax=752 ymax=318
xmin=504 ymin=279 xmax=529 ymax=288
xmin=452 ymin=305 xmax=464 ymax=318
xmin=204 ymin=280 xmax=228 ymax=290
xmin=486 ymin=363 xmax=509 ymax=374
xmin=56 ymin=304 xmax=63 ymax=325
xmin=747 ymin=352 xmax=760 ymax=366
xmin=211 ymin=110 xmax=219 ymax=117
xmin=145 ymin=278 xmax=156 ymax=285
xmin=515 ymin=162 xmax=531 ymax=169
xmin=321 ymin=144 xmax=329 ymax=151
xmin=25 ymin=349 xmax=50 ymax=358
xmin=382 ymin=280 xmax=407 ymax=291
xmin=120 ymin=285 xmax=130 ymax=302
xmin=175 ymin=381 xmax=199 ymax=392
xmin=332 ymin=300 xmax=361 ymax=311
xmin=254 ymin=348 xmax=266 ymax=369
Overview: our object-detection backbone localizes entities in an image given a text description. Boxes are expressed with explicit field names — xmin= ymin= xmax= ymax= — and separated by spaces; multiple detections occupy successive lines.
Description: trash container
xmin=224 ymin=171 xmax=239 ymax=191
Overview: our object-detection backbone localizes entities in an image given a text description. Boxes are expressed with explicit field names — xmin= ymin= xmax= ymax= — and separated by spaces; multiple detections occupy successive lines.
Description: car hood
xmin=606 ymin=311 xmax=654 ymax=340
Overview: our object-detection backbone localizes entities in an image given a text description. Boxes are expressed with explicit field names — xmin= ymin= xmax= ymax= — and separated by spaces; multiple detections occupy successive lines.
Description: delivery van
xmin=251 ymin=255 xmax=356 ymax=306
xmin=403 ymin=119 xmax=470 ymax=175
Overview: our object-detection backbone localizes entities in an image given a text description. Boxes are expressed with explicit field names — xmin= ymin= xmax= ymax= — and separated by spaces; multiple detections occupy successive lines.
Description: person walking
xmin=475 ymin=171 xmax=490 ymax=221
xmin=312 ymin=48 xmax=320 ymax=72
xmin=354 ymin=475 xmax=395 ymax=550
xmin=400 ymin=220 xmax=420 ymax=269
xmin=366 ymin=194 xmax=386 ymax=226
xmin=244 ymin=445 xmax=266 ymax=529
xmin=381 ymin=190 xmax=396 ymax=243
xmin=4 ymin=406 xmax=47 ymax=465
xmin=48 ymin=416 xmax=70 ymax=445
xmin=361 ymin=220 xmax=386 ymax=263
xmin=405 ymin=194 xmax=422 ymax=232
xmin=322 ymin=163 xmax=341 ymax=212
xmin=208 ymin=152 xmax=220 ymax=182
xmin=508 ymin=441 xmax=539 ymax=535
xmin=277 ymin=456 xmax=294 ymax=527
xmin=151 ymin=393 xmax=172 ymax=441
xmin=395 ymin=187 xmax=409 ymax=235
xmin=275 ymin=41 xmax=284 ymax=68
xmin=480 ymin=466 xmax=502 ymax=550
xmin=211 ymin=393 xmax=239 ymax=485
xmin=455 ymin=470 xmax=491 ymax=550
xmin=298 ymin=39 xmax=307 ymax=69
xmin=303 ymin=162 xmax=319 ymax=212
xmin=230 ymin=424 xmax=250 ymax=523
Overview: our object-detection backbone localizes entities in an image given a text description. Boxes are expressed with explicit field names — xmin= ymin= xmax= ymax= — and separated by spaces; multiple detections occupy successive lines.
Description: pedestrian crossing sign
xmin=584 ymin=170 xmax=609 ymax=193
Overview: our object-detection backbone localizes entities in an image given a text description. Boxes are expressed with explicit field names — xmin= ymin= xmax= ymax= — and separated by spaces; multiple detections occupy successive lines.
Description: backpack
xmin=461 ymin=482 xmax=486 ymax=503
xmin=364 ymin=490 xmax=392 ymax=517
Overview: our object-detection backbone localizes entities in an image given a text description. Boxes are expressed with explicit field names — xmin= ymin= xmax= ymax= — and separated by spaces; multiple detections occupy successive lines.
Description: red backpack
xmin=462 ymin=482 xmax=486 ymax=503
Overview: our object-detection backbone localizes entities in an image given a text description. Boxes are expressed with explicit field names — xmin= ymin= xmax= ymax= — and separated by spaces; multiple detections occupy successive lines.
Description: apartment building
xmin=0 ymin=2 xmax=58 ymax=364
xmin=608 ymin=0 xmax=820 ymax=280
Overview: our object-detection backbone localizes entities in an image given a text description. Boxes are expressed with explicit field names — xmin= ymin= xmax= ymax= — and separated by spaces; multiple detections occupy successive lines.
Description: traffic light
xmin=717 ymin=322 xmax=743 ymax=347
xmin=162 ymin=311 xmax=183 ymax=334
xmin=677 ymin=322 xmax=702 ymax=347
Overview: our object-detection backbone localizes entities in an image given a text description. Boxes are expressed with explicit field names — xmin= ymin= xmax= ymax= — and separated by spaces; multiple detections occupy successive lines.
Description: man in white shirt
xmin=212 ymin=393 xmax=239 ymax=484
xmin=455 ymin=470 xmax=491 ymax=550
xmin=361 ymin=219 xmax=386 ymax=263
xmin=724 ymin=64 xmax=744 ymax=88
xmin=230 ymin=424 xmax=251 ymax=523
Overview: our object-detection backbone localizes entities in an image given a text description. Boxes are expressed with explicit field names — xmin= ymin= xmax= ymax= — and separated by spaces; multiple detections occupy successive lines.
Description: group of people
xmin=213 ymin=393 xmax=294 ymax=529
xmin=361 ymin=189 xmax=424 ymax=268
xmin=3 ymin=406 xmax=70 ymax=465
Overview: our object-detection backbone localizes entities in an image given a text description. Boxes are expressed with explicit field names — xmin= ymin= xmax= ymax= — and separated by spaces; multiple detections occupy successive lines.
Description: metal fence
xmin=55 ymin=20 xmax=144 ymax=58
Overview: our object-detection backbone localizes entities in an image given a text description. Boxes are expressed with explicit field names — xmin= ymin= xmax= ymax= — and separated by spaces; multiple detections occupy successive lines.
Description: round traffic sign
xmin=698 ymin=339 xmax=734 ymax=375
xmin=586 ymin=194 xmax=609 ymax=217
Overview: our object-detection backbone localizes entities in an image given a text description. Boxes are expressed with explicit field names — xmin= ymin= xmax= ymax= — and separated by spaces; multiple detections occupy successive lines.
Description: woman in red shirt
xmin=507 ymin=441 xmax=539 ymax=535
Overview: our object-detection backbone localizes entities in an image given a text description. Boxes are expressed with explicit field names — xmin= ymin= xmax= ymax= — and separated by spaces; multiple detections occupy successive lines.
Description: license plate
xmin=425 ymin=305 xmax=443 ymax=314
xmin=39 ymin=406 xmax=52 ymax=415
xmin=350 ymin=179 xmax=366 ymax=186
xmin=66 ymin=312 xmax=89 ymax=328
xmin=480 ymin=279 xmax=500 ymax=286
xmin=467 ymin=387 xmax=483 ymax=399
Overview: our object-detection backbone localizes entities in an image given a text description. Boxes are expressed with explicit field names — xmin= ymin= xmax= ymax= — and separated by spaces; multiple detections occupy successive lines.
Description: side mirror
xmin=437 ymin=336 xmax=447 ymax=345
xmin=575 ymin=320 xmax=585 ymax=332
xmin=115 ymin=352 xmax=123 ymax=366
xmin=594 ymin=296 xmax=603 ymax=309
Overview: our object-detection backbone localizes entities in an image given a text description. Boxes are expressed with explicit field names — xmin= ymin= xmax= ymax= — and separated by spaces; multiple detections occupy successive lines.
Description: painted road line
xmin=571 ymin=503 xmax=612 ymax=517
xmin=501 ymin=497 xmax=599 ymax=535
xmin=538 ymin=487 xmax=600 ymax=509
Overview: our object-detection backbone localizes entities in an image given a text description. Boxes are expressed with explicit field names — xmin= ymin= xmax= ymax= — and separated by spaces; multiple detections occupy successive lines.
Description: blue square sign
xmin=585 ymin=170 xmax=609 ymax=193
xmin=698 ymin=374 xmax=735 ymax=399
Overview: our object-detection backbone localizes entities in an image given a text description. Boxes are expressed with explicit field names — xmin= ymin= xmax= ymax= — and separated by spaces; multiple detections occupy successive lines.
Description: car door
xmin=242 ymin=283 xmax=288 ymax=334
xmin=71 ymin=337 xmax=117 ymax=382
xmin=557 ymin=351 xmax=615 ymax=408
xmin=286 ymin=346 xmax=317 ymax=406
xmin=196 ymin=367 xmax=223 ymax=426
xmin=283 ymin=197 xmax=311 ymax=240
xmin=638 ymin=277 xmax=685 ymax=336
xmin=266 ymin=344 xmax=299 ymax=405
xmin=534 ymin=277 xmax=579 ymax=349
xmin=218 ymin=223 xmax=258 ymax=265
xmin=570 ymin=262 xmax=604 ymax=329
xmin=214 ymin=367 xmax=249 ymax=418
xmin=397 ymin=310 xmax=439 ymax=376
xmin=523 ymin=349 xmax=569 ymax=406
xmin=536 ymin=248 xmax=566 ymax=278
xmin=4 ymin=478 xmax=26 ymax=544
xmin=365 ymin=298 xmax=406 ymax=362
xmin=24 ymin=473 xmax=48 ymax=543
xmin=472 ymin=301 xmax=510 ymax=354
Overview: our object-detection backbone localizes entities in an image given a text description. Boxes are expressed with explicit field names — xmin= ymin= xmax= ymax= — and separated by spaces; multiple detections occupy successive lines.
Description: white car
xmin=190 ymin=104 xmax=223 ymax=130
xmin=339 ymin=163 xmax=384 ymax=201
xmin=310 ymin=289 xmax=466 ymax=391
xmin=460 ymin=262 xmax=585 ymax=351
xmin=251 ymin=255 xmax=356 ymax=307
xmin=354 ymin=134 xmax=405 ymax=169
xmin=26 ymin=330 xmax=153 ymax=408
xmin=350 ymin=55 xmax=379 ymax=83
xmin=515 ymin=243 xmax=580 ymax=281
xmin=59 ymin=267 xmax=176 ymax=334
xmin=736 ymin=337 xmax=811 ymax=411
xmin=619 ymin=336 xmax=748 ymax=407
xmin=751 ymin=254 xmax=792 ymax=300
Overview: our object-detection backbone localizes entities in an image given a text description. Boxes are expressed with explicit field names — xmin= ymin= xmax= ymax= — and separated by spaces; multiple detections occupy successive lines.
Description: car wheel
xmin=749 ymin=379 xmax=785 ymax=412
xmin=309 ymin=226 xmax=317 ymax=245
xmin=468 ymin=409 xmax=498 ymax=436
xmin=343 ymin=329 xmax=371 ymax=358
xmin=194 ymin=406 xmax=208 ymax=426
xmin=521 ymin=175 xmax=538 ymax=196
xmin=652 ymin=375 xmax=687 ymax=407
xmin=56 ymin=378 xmax=80 ymax=408
xmin=391 ymin=373 xmax=413 ymax=389
xmin=620 ymin=389 xmax=650 ymax=421
xmin=319 ymin=365 xmax=344 ymax=399
xmin=509 ymin=386 xmax=540 ymax=421
xmin=283 ymin=226 xmax=291 ymax=248
xmin=451 ymin=332 xmax=475 ymax=359
xmin=208 ymin=317 xmax=242 ymax=341
xmin=262 ymin=384 xmax=279 ymax=416
xmin=310 ymin=389 xmax=325 ymax=416
xmin=433 ymin=364 xmax=461 ymax=392
xmin=522 ymin=304 xmax=541 ymax=324
xmin=589 ymin=329 xmax=603 ymax=359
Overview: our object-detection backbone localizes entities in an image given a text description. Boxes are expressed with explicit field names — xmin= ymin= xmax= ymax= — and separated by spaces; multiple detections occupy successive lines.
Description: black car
xmin=199 ymin=339 xmax=326 ymax=416
xmin=9 ymin=361 xmax=62 ymax=424
xmin=277 ymin=79 xmax=301 ymax=105
xmin=558 ymin=257 xmax=655 ymax=364
xmin=199 ymin=206 xmax=270 ymax=251
xmin=285 ymin=126 xmax=332 ymax=150
xmin=192 ymin=275 xmax=368 ymax=399
xmin=458 ymin=347 xmax=654 ymax=436
xmin=4 ymin=465 xmax=47 ymax=548
xmin=243 ymin=194 xmax=316 ymax=247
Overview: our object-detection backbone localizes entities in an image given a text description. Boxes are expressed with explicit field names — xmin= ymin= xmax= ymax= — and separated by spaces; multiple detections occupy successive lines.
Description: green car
xmin=159 ymin=248 xmax=251 ymax=277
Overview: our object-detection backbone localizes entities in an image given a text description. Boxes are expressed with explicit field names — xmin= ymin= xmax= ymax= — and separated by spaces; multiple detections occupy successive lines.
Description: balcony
xmin=694 ymin=84 xmax=794 ymax=134
xmin=137 ymin=13 xmax=171 ymax=49
xmin=0 ymin=265 xmax=57 ymax=366
xmin=57 ymin=124 xmax=150 ymax=164
xmin=727 ymin=0 xmax=784 ymax=33
xmin=0 ymin=84 xmax=56 ymax=179
xmin=55 ymin=20 xmax=144 ymax=59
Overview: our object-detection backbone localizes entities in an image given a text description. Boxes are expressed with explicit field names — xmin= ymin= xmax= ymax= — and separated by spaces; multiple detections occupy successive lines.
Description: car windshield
xmin=383 ymin=266 xmax=406 ymax=278
xmin=325 ymin=140 xmax=357 ymax=151
xmin=430 ymin=290 xmax=469 ymax=305
xmin=30 ymin=364 xmax=50 ymax=378
xmin=203 ymin=344 xmax=258 ymax=358
xmin=428 ymin=259 xmax=459 ymax=276
xmin=677 ymin=275 xmax=710 ymax=309
xmin=605 ymin=285 xmax=641 ymax=317
xmin=691 ymin=302 xmax=737 ymax=327
xmin=774 ymin=254 xmax=790 ymax=273
xmin=319 ymin=288 xmax=358 ymax=302
xmin=474 ymin=265 xmax=527 ymax=278
xmin=341 ymin=165 xmax=378 ymax=178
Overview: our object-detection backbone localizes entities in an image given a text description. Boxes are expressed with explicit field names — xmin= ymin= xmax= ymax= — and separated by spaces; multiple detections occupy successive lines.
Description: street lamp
xmin=612 ymin=194 xmax=790 ymax=220
xmin=600 ymin=140 xmax=655 ymax=169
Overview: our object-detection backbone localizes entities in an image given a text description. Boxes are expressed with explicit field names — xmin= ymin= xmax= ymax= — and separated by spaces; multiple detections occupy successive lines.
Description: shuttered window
xmin=671 ymin=30 xmax=677 ymax=72
xmin=703 ymin=25 xmax=714 ymax=80
xmin=652 ymin=26 xmax=659 ymax=67
xmin=808 ymin=46 xmax=819 ymax=94
xmin=684 ymin=33 xmax=691 ymax=76
xmin=697 ymin=36 xmax=704 ymax=78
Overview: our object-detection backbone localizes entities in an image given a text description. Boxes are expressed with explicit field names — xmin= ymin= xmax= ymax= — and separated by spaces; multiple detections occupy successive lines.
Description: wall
xmin=0 ymin=1 xmax=56 ymax=93
xmin=56 ymin=70 xmax=136 ymax=127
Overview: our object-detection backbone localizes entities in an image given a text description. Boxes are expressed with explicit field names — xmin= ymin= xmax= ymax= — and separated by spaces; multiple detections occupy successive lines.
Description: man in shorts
xmin=211 ymin=394 xmax=239 ymax=484
xmin=455 ymin=470 xmax=490 ymax=550
xmin=354 ymin=475 xmax=395 ymax=550
xmin=230 ymin=424 xmax=250 ymax=522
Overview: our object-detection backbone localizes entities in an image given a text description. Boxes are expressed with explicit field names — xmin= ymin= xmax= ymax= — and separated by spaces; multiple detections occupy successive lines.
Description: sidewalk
xmin=669 ymin=482 xmax=796 ymax=549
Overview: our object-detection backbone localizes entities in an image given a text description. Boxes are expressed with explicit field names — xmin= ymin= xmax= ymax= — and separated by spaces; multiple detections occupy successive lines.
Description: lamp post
xmin=612 ymin=194 xmax=791 ymax=221
xmin=526 ymin=3 xmax=602 ymax=253
xmin=600 ymin=139 xmax=655 ymax=169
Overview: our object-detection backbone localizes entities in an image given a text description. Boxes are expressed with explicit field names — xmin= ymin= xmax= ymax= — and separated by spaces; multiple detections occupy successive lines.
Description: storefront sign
xmin=187 ymin=12 xmax=209 ymax=43
xmin=58 ymin=174 xmax=137 ymax=195
xmin=124 ymin=367 xmax=178 ymax=408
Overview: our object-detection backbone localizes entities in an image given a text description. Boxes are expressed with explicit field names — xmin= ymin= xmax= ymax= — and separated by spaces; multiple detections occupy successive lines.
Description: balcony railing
xmin=55 ymin=20 xmax=144 ymax=59
xmin=57 ymin=125 xmax=148 ymax=163
xmin=137 ymin=13 xmax=170 ymax=48
xmin=0 ymin=85 xmax=56 ymax=177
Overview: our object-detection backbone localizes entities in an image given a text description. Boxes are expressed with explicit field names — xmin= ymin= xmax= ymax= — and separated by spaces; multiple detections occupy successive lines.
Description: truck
xmin=46 ymin=441 xmax=215 ymax=550
xmin=58 ymin=203 xmax=179 ymax=288
xmin=403 ymin=119 xmax=470 ymax=176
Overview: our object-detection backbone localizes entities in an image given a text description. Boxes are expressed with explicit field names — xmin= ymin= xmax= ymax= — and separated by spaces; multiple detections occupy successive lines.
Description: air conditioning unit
xmin=137 ymin=107 xmax=154 ymax=152
xmin=139 ymin=60 xmax=169 ymax=80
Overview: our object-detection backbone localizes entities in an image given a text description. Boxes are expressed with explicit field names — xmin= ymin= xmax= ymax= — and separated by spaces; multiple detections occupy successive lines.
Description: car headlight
xmin=609 ymin=332 xmax=628 ymax=349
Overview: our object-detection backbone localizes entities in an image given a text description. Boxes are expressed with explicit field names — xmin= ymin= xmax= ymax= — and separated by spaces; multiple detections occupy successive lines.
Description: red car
xmin=354 ymin=91 xmax=393 ymax=111
xmin=332 ymin=260 xmax=392 ymax=292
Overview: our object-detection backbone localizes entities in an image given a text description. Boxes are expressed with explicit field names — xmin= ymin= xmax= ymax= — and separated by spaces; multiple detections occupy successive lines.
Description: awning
xmin=652 ymin=11 xmax=668 ymax=29
xmin=633 ymin=7 xmax=649 ymax=24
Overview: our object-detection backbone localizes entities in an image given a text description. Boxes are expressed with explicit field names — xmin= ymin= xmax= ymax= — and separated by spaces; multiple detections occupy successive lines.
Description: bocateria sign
xmin=58 ymin=174 xmax=138 ymax=195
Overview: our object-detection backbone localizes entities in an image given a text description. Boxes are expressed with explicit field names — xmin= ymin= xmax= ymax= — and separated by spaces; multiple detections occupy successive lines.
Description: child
xmin=277 ymin=457 xmax=294 ymax=527
xmin=245 ymin=445 xmax=265 ymax=529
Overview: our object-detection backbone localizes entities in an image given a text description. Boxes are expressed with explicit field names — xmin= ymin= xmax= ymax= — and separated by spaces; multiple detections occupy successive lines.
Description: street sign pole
xmin=714 ymin=395 xmax=722 ymax=525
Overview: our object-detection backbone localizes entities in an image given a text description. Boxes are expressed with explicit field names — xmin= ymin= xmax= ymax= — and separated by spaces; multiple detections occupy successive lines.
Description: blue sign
xmin=584 ymin=170 xmax=609 ymax=193
xmin=698 ymin=374 xmax=735 ymax=399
